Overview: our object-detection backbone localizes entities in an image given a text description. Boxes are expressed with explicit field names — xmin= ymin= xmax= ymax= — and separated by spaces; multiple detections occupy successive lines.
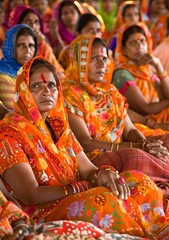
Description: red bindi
xmin=41 ymin=73 xmax=46 ymax=83
xmin=100 ymin=48 xmax=103 ymax=54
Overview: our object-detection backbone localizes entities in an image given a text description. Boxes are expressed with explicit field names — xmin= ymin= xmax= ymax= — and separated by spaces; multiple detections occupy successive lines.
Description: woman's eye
xmin=32 ymin=84 xmax=40 ymax=88
xmin=91 ymin=57 xmax=97 ymax=61
xmin=48 ymin=83 xmax=56 ymax=88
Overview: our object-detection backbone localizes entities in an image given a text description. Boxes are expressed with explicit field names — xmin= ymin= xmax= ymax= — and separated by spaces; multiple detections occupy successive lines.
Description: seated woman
xmin=8 ymin=5 xmax=65 ymax=80
xmin=58 ymin=13 xmax=103 ymax=70
xmin=147 ymin=0 xmax=169 ymax=48
xmin=0 ymin=56 xmax=168 ymax=238
xmin=63 ymin=35 xmax=169 ymax=196
xmin=47 ymin=0 xmax=81 ymax=58
xmin=112 ymin=22 xmax=169 ymax=134
xmin=0 ymin=24 xmax=38 ymax=120
xmin=108 ymin=1 xmax=143 ymax=52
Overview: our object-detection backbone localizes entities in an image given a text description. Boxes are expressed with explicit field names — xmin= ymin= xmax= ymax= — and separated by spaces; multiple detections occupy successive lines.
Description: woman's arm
xmin=68 ymin=112 xmax=114 ymax=151
xmin=3 ymin=162 xmax=73 ymax=206
xmin=137 ymin=54 xmax=169 ymax=99
xmin=68 ymin=112 xmax=145 ymax=150
xmin=124 ymin=83 xmax=169 ymax=115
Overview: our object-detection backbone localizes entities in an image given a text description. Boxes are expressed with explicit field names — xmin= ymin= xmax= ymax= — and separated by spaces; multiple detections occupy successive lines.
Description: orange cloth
xmin=0 ymin=56 xmax=169 ymax=238
xmin=108 ymin=1 xmax=143 ymax=46
xmin=63 ymin=35 xmax=124 ymax=158
xmin=148 ymin=15 xmax=169 ymax=49
xmin=38 ymin=40 xmax=64 ymax=78
xmin=114 ymin=22 xmax=169 ymax=126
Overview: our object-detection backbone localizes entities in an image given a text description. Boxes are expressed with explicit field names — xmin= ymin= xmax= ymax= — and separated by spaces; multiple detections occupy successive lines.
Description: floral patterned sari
xmin=0 ymin=56 xmax=169 ymax=238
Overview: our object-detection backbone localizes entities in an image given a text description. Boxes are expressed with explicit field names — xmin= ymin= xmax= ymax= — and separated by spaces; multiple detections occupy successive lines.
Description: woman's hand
xmin=33 ymin=28 xmax=45 ymax=42
xmin=97 ymin=169 xmax=130 ymax=200
xmin=145 ymin=140 xmax=169 ymax=162
xmin=12 ymin=221 xmax=30 ymax=240
xmin=136 ymin=53 xmax=160 ymax=67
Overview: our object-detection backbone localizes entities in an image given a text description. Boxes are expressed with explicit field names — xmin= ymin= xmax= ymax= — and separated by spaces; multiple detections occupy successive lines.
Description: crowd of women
xmin=1 ymin=0 xmax=169 ymax=239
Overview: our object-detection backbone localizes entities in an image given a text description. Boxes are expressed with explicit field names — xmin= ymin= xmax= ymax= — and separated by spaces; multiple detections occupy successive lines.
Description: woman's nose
xmin=42 ymin=85 xmax=50 ymax=95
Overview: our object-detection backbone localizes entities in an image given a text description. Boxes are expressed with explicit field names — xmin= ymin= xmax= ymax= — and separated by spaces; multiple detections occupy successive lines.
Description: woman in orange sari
xmin=62 ymin=34 xmax=169 ymax=197
xmin=0 ymin=56 xmax=168 ymax=239
xmin=108 ymin=1 xmax=143 ymax=51
xmin=147 ymin=0 xmax=169 ymax=48
xmin=113 ymin=22 xmax=169 ymax=135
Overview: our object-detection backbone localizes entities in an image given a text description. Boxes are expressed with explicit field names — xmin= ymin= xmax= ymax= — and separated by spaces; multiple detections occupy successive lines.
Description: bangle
xmin=115 ymin=143 xmax=119 ymax=150
xmin=157 ymin=70 xmax=168 ymax=79
xmin=110 ymin=143 xmax=114 ymax=151
xmin=13 ymin=223 xmax=29 ymax=232
xmin=96 ymin=165 xmax=116 ymax=177
xmin=129 ymin=142 xmax=133 ymax=148
xmin=62 ymin=185 xmax=68 ymax=196
xmin=68 ymin=184 xmax=76 ymax=194
xmin=146 ymin=118 xmax=156 ymax=128
xmin=142 ymin=142 xmax=146 ymax=150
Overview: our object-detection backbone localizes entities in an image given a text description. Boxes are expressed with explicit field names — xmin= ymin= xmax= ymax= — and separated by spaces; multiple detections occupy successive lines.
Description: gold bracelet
xmin=62 ymin=185 xmax=68 ymax=196
xmin=129 ymin=142 xmax=133 ymax=148
xmin=110 ymin=143 xmax=114 ymax=151
xmin=116 ymin=143 xmax=119 ymax=150
xmin=142 ymin=142 xmax=146 ymax=150
xmin=157 ymin=70 xmax=168 ymax=79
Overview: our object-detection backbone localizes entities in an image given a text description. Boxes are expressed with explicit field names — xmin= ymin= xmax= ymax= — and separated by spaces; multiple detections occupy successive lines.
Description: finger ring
xmin=117 ymin=176 xmax=125 ymax=185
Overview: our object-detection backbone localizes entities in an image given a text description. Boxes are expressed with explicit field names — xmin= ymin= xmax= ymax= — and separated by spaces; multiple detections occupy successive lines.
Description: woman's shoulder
xmin=112 ymin=69 xmax=135 ymax=91
xmin=113 ymin=69 xmax=134 ymax=79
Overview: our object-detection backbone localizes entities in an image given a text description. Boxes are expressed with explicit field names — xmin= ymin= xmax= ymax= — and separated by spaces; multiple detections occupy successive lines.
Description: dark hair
xmin=122 ymin=3 xmax=141 ymax=20
xmin=18 ymin=9 xmax=33 ymax=24
xmin=122 ymin=25 xmax=146 ymax=46
xmin=92 ymin=37 xmax=108 ymax=56
xmin=15 ymin=27 xmax=38 ymax=57
xmin=58 ymin=0 xmax=81 ymax=19
xmin=30 ymin=58 xmax=59 ymax=87
xmin=76 ymin=13 xmax=100 ymax=33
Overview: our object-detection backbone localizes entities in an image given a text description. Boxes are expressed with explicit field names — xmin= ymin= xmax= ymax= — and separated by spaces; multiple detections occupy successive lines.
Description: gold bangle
xmin=129 ymin=142 xmax=133 ymax=148
xmin=110 ymin=143 xmax=114 ymax=151
xmin=157 ymin=70 xmax=168 ymax=79
xmin=62 ymin=185 xmax=68 ymax=196
xmin=142 ymin=142 xmax=146 ymax=150
xmin=116 ymin=143 xmax=119 ymax=150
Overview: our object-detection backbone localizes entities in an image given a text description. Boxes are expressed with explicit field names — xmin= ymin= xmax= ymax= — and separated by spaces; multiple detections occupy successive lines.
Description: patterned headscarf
xmin=63 ymin=35 xmax=127 ymax=151
xmin=0 ymin=56 xmax=80 ymax=185
xmin=0 ymin=24 xmax=37 ymax=77
xmin=65 ymin=35 xmax=114 ymax=95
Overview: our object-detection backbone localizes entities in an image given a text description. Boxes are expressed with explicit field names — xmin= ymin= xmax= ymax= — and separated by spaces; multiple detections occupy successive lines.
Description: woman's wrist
xmin=157 ymin=69 xmax=168 ymax=80
xmin=145 ymin=117 xmax=157 ymax=128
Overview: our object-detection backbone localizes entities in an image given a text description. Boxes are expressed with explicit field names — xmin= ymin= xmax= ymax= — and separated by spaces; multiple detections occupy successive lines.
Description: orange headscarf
xmin=63 ymin=35 xmax=127 ymax=159
xmin=115 ymin=21 xmax=154 ymax=82
xmin=65 ymin=35 xmax=113 ymax=96
xmin=111 ymin=1 xmax=142 ymax=37
xmin=0 ymin=56 xmax=81 ymax=186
